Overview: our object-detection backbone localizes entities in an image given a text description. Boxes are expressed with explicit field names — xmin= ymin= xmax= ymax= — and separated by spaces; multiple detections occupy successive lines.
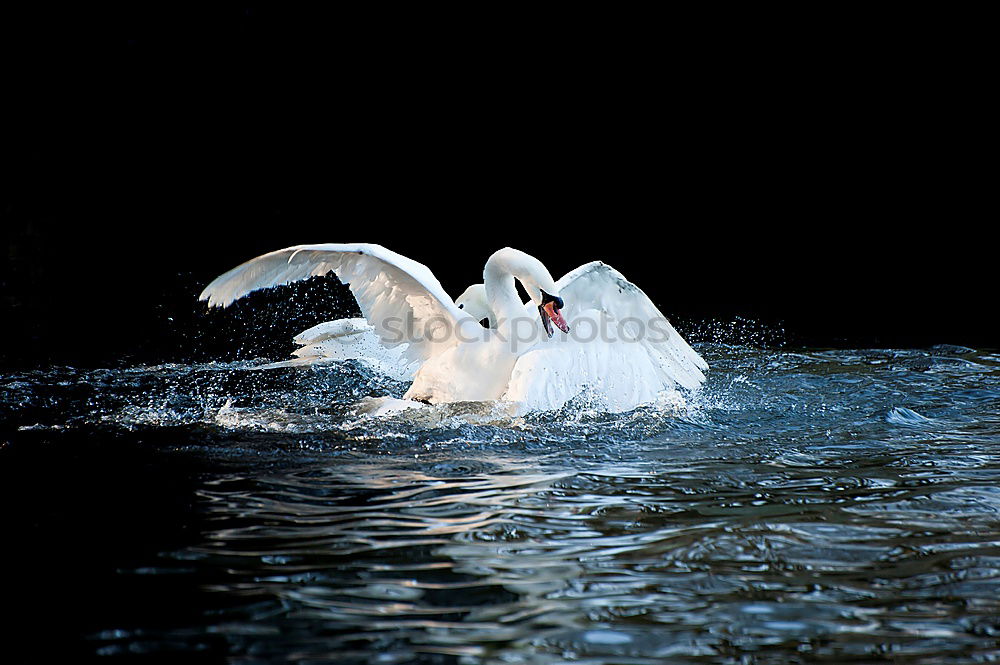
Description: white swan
xmin=200 ymin=244 xmax=707 ymax=414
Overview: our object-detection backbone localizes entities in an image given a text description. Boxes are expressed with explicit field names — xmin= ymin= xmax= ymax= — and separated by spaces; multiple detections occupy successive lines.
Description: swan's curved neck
xmin=483 ymin=248 xmax=557 ymax=335
xmin=484 ymin=255 xmax=526 ymax=332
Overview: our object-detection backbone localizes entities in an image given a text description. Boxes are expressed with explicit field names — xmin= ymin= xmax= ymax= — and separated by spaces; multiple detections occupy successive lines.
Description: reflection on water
xmin=2 ymin=345 xmax=1000 ymax=663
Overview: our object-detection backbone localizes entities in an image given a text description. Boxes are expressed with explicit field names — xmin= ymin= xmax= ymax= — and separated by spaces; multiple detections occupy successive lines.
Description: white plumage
xmin=257 ymin=285 xmax=493 ymax=381
xmin=504 ymin=262 xmax=707 ymax=413
xmin=200 ymin=243 xmax=479 ymax=366
xmin=200 ymin=244 xmax=708 ymax=414
xmin=257 ymin=318 xmax=418 ymax=380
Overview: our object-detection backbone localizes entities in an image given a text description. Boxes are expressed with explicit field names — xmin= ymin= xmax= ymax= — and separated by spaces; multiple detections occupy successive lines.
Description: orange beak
xmin=541 ymin=300 xmax=570 ymax=337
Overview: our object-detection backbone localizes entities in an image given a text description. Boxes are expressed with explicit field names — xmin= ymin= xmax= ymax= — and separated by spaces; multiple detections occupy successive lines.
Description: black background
xmin=0 ymin=11 xmax=994 ymax=662
xmin=2 ymin=8 xmax=993 ymax=368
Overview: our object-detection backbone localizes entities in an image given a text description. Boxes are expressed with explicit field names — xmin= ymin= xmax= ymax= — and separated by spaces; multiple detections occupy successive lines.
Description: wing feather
xmin=556 ymin=261 xmax=707 ymax=392
xmin=199 ymin=243 xmax=472 ymax=364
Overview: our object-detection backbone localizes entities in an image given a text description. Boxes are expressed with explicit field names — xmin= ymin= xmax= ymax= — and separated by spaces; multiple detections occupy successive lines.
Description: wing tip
xmin=197 ymin=287 xmax=234 ymax=309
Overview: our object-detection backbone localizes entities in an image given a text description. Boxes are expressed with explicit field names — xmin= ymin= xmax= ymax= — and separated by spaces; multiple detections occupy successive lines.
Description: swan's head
xmin=455 ymin=284 xmax=492 ymax=328
xmin=485 ymin=247 xmax=570 ymax=337
xmin=538 ymin=289 xmax=569 ymax=338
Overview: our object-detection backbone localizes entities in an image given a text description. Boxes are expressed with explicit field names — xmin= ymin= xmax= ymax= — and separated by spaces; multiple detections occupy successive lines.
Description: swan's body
xmin=200 ymin=244 xmax=707 ymax=414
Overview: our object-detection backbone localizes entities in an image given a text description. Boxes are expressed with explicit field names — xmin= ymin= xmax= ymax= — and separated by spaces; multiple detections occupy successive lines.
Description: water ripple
xmin=2 ymin=344 xmax=1000 ymax=662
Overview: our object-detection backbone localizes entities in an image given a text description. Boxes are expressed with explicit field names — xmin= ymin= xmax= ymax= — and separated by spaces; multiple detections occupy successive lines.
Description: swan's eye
xmin=458 ymin=304 xmax=464 ymax=309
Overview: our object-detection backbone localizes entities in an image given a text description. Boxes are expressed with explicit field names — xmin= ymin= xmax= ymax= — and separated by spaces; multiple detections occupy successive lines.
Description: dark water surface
xmin=2 ymin=344 xmax=1000 ymax=663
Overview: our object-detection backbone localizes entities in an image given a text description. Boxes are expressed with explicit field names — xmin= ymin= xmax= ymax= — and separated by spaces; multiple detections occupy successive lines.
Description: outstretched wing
xmin=557 ymin=261 xmax=708 ymax=390
xmin=199 ymin=243 xmax=473 ymax=364
xmin=504 ymin=261 xmax=708 ymax=414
